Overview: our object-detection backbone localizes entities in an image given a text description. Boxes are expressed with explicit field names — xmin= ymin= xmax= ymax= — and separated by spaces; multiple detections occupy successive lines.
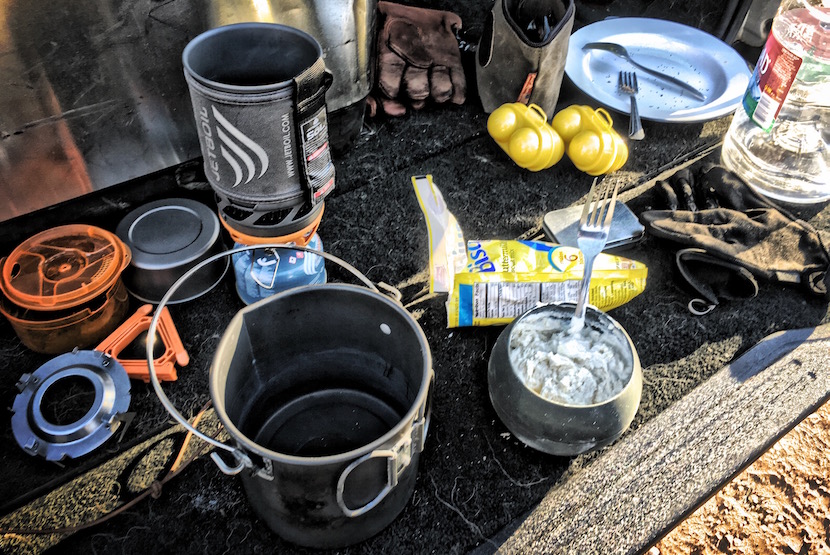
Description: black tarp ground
xmin=2 ymin=1 xmax=828 ymax=554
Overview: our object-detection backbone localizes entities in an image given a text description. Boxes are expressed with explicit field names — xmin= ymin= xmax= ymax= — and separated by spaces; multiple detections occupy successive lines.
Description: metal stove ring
xmin=12 ymin=349 xmax=131 ymax=460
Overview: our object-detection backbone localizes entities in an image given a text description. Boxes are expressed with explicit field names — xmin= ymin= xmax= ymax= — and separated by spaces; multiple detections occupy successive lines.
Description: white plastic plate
xmin=566 ymin=17 xmax=752 ymax=122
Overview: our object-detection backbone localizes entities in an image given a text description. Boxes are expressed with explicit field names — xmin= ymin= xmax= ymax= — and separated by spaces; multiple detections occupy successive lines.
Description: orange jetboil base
xmin=218 ymin=203 xmax=324 ymax=246
xmin=96 ymin=304 xmax=189 ymax=382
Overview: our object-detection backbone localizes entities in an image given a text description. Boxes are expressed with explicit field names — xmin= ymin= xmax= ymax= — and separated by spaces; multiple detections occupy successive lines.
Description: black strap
xmin=293 ymin=58 xmax=335 ymax=205
xmin=294 ymin=57 xmax=331 ymax=115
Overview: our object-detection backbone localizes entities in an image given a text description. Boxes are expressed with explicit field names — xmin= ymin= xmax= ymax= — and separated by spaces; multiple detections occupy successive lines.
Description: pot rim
xmin=209 ymin=282 xmax=434 ymax=465
xmin=182 ymin=22 xmax=323 ymax=94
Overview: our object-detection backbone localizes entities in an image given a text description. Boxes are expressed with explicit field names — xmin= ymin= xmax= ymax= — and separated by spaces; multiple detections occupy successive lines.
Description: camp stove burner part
xmin=12 ymin=349 xmax=131 ymax=460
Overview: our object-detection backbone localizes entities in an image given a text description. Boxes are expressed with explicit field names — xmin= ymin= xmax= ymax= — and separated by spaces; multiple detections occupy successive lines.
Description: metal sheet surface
xmin=0 ymin=0 xmax=374 ymax=222
xmin=0 ymin=0 xmax=203 ymax=222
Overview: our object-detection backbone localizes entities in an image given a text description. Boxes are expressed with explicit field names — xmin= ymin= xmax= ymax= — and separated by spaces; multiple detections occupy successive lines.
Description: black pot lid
xmin=116 ymin=198 xmax=220 ymax=270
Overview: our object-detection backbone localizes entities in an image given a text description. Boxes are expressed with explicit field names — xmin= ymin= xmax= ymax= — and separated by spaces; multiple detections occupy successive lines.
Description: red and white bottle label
xmin=742 ymin=32 xmax=803 ymax=132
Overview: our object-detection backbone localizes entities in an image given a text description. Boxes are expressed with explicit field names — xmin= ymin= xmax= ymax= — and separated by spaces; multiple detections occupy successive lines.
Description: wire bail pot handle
xmin=335 ymin=370 xmax=434 ymax=517
xmin=146 ymin=244 xmax=380 ymax=473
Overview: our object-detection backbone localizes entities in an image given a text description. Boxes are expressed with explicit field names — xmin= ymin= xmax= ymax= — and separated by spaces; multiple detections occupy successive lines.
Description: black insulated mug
xmin=183 ymin=23 xmax=335 ymax=220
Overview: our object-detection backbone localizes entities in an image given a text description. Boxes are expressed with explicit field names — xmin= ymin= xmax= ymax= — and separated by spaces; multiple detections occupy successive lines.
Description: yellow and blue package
xmin=411 ymin=175 xmax=468 ymax=293
xmin=447 ymin=239 xmax=647 ymax=327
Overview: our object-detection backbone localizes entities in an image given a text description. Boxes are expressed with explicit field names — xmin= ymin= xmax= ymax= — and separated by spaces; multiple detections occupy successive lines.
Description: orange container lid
xmin=0 ymin=224 xmax=131 ymax=311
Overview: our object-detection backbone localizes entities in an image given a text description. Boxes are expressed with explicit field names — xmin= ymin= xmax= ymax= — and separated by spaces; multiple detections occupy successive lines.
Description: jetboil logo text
xmin=199 ymin=105 xmax=269 ymax=187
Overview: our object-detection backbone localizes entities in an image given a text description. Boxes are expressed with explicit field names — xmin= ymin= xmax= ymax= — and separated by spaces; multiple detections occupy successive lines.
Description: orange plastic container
xmin=0 ymin=225 xmax=132 ymax=354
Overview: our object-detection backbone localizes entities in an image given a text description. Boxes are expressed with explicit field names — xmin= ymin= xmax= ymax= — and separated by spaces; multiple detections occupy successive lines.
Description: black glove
xmin=641 ymin=165 xmax=830 ymax=305
xmin=675 ymin=248 xmax=759 ymax=314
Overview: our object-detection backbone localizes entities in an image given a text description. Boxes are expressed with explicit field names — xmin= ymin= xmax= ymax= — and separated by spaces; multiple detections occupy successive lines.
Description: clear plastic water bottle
xmin=721 ymin=0 xmax=829 ymax=203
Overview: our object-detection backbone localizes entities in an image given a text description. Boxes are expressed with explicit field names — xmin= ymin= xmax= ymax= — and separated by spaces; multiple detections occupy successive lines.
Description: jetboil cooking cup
xmin=182 ymin=23 xmax=336 ymax=234
xmin=146 ymin=246 xmax=434 ymax=548
xmin=204 ymin=0 xmax=378 ymax=154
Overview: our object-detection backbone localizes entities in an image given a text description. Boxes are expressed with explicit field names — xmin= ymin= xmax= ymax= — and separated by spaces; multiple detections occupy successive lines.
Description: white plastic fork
xmin=571 ymin=177 xmax=619 ymax=330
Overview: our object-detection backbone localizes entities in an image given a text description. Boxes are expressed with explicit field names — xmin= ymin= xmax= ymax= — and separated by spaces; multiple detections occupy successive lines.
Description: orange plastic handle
xmin=96 ymin=304 xmax=189 ymax=382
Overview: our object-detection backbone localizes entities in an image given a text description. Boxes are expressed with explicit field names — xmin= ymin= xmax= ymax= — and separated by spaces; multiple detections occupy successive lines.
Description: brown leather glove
xmin=369 ymin=1 xmax=466 ymax=117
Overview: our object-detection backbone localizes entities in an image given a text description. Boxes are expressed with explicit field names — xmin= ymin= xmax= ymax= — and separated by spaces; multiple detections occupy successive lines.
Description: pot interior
xmin=213 ymin=285 xmax=429 ymax=458
xmin=185 ymin=24 xmax=320 ymax=89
